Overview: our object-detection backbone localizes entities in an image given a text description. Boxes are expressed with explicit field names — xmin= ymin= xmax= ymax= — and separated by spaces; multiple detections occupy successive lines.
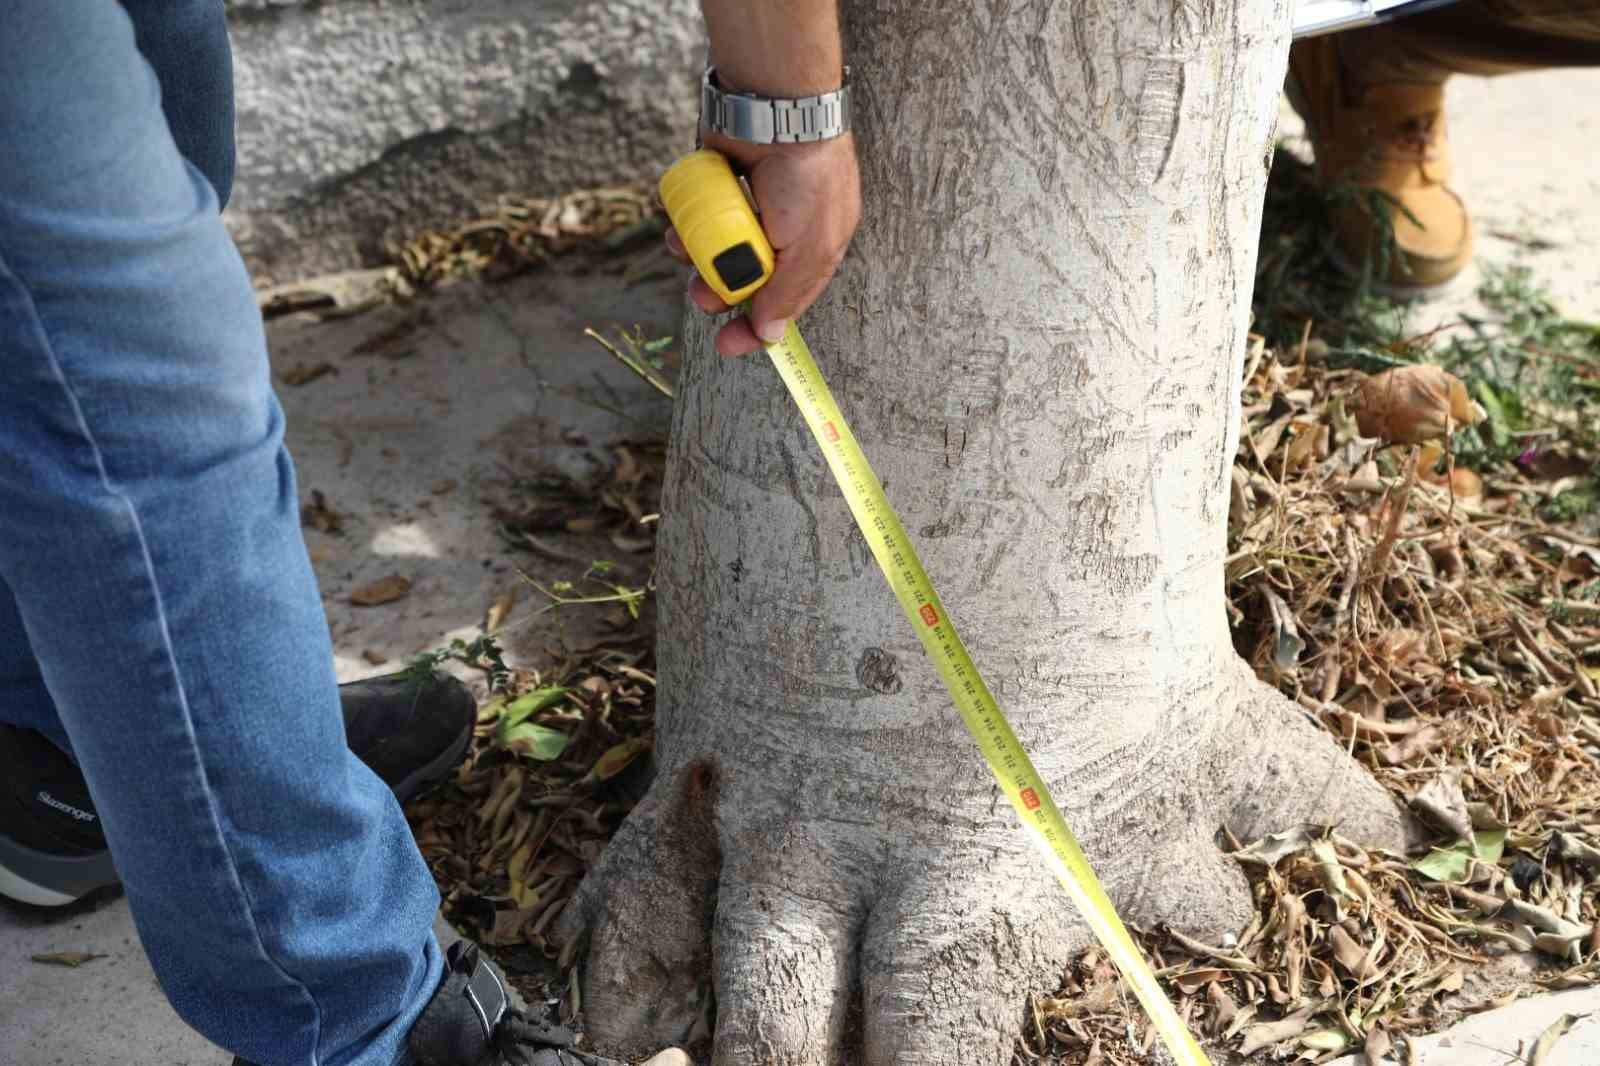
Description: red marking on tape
xmin=919 ymin=604 xmax=939 ymax=627
xmin=1021 ymin=788 xmax=1041 ymax=811
xmin=823 ymin=421 xmax=840 ymax=443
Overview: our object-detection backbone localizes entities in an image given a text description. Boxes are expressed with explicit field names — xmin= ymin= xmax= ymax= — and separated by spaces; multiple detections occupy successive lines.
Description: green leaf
xmin=499 ymin=687 xmax=571 ymax=730
xmin=1472 ymin=380 xmax=1512 ymax=448
xmin=475 ymin=696 xmax=507 ymax=725
xmin=1412 ymin=829 xmax=1507 ymax=882
xmin=584 ymin=737 xmax=653 ymax=783
xmin=499 ymin=721 xmax=571 ymax=761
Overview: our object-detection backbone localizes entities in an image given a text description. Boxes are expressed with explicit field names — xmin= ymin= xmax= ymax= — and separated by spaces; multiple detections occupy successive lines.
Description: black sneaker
xmin=234 ymin=939 xmax=620 ymax=1066
xmin=0 ymin=668 xmax=475 ymax=908
xmin=0 ymin=725 xmax=115 ymax=907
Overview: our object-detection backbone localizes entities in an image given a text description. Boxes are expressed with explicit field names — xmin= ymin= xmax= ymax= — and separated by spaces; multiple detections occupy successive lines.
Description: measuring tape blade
xmin=762 ymin=322 xmax=1211 ymax=1066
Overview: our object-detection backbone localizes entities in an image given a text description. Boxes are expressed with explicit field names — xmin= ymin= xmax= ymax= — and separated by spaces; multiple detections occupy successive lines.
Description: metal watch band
xmin=699 ymin=65 xmax=851 ymax=144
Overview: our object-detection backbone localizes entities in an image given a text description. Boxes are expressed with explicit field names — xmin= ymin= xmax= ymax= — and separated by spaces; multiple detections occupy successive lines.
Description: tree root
xmin=557 ymin=668 xmax=1412 ymax=1065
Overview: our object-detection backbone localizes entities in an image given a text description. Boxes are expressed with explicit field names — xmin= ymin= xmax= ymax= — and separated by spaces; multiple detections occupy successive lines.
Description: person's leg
xmin=1287 ymin=0 xmax=1600 ymax=293
xmin=0 ymin=4 xmax=439 ymax=1065
xmin=0 ymin=0 xmax=235 ymax=751
xmin=119 ymin=0 xmax=237 ymax=203
xmin=0 ymin=584 xmax=69 ymax=752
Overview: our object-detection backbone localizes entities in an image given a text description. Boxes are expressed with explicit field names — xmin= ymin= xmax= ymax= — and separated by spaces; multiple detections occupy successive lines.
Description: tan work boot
xmin=1287 ymin=36 xmax=1473 ymax=296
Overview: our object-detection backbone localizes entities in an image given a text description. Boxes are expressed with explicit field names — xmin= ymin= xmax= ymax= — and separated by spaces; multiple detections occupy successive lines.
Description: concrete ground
xmin=3 ymin=63 xmax=1600 ymax=1066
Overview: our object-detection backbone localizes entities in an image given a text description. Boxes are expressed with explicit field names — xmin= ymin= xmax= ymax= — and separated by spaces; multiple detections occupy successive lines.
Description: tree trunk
xmin=559 ymin=1 xmax=1408 ymax=1062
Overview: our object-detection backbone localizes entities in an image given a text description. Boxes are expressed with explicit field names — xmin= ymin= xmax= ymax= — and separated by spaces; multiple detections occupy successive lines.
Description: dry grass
xmin=1027 ymin=336 xmax=1599 ymax=1066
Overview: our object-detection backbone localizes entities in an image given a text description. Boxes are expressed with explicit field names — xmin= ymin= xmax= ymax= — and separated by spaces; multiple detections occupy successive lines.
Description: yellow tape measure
xmin=660 ymin=149 xmax=1211 ymax=1066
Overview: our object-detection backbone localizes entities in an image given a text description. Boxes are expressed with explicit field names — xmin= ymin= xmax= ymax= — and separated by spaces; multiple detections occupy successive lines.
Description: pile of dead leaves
xmin=391 ymin=184 xmax=663 ymax=288
xmin=404 ymin=441 xmax=665 ymax=1003
xmin=406 ymin=653 xmax=656 ymax=994
xmin=490 ymin=440 xmax=664 ymax=600
xmin=1026 ymin=338 xmax=1599 ymax=1066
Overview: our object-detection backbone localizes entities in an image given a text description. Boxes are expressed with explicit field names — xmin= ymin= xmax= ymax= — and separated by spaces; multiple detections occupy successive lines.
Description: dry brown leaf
xmin=1353 ymin=365 xmax=1486 ymax=444
xmin=31 ymin=951 xmax=106 ymax=967
xmin=1285 ymin=421 xmax=1321 ymax=471
xmin=1381 ymin=724 xmax=1447 ymax=765
xmin=350 ymin=574 xmax=411 ymax=607
xmin=280 ymin=361 xmax=337 ymax=386
xmin=1238 ymin=1003 xmax=1319 ymax=1055
xmin=1253 ymin=414 xmax=1294 ymax=465
xmin=1364 ymin=1023 xmax=1394 ymax=1065
xmin=483 ymin=906 xmax=536 ymax=947
xmin=1528 ymin=1012 xmax=1589 ymax=1066
xmin=1328 ymin=924 xmax=1377 ymax=981
xmin=1206 ymin=980 xmax=1238 ymax=1034
xmin=1411 ymin=770 xmax=1475 ymax=848
xmin=1172 ymin=967 xmax=1233 ymax=994
xmin=485 ymin=588 xmax=517 ymax=632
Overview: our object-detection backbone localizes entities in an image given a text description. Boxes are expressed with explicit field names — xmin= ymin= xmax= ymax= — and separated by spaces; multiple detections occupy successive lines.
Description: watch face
xmin=1292 ymin=0 xmax=1460 ymax=38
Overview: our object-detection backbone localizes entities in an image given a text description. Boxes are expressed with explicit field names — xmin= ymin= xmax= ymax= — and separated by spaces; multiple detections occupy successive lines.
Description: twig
xmin=583 ymin=327 xmax=675 ymax=399
xmin=1366 ymin=450 xmax=1419 ymax=583
xmin=1510 ymin=615 xmax=1577 ymax=684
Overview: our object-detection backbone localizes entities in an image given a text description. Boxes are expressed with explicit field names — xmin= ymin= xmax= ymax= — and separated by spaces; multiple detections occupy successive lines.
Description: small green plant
xmin=1542 ymin=488 xmax=1598 ymax=523
xmin=405 ymin=633 xmax=513 ymax=692
xmin=584 ymin=324 xmax=676 ymax=399
xmin=522 ymin=559 xmax=651 ymax=620
xmin=1438 ymin=266 xmax=1599 ymax=459
xmin=1253 ymin=146 xmax=1415 ymax=357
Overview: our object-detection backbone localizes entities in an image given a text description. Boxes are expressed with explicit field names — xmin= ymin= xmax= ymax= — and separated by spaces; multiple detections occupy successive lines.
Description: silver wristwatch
xmin=699 ymin=65 xmax=851 ymax=144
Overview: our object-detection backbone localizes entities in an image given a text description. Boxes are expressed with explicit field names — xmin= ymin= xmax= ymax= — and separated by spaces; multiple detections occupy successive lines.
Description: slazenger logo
xmin=37 ymin=791 xmax=96 ymax=823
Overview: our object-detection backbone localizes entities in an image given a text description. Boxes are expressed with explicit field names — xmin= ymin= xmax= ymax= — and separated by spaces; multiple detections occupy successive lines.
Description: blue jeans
xmin=0 ymin=4 xmax=442 ymax=1064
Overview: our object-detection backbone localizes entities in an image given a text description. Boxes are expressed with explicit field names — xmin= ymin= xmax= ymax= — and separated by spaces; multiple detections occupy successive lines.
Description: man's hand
xmin=667 ymin=131 xmax=860 ymax=357
xmin=674 ymin=0 xmax=859 ymax=356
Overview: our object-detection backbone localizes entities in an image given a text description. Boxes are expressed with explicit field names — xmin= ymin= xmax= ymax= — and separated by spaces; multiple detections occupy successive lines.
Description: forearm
xmin=701 ymin=1 xmax=843 ymax=96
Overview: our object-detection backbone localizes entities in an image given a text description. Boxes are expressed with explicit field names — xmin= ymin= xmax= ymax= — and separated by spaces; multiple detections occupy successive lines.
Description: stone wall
xmin=224 ymin=0 xmax=702 ymax=281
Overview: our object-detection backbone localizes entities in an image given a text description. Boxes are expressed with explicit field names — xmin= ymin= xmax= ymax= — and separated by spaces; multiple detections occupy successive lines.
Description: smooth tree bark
xmin=558 ymin=1 xmax=1408 ymax=1062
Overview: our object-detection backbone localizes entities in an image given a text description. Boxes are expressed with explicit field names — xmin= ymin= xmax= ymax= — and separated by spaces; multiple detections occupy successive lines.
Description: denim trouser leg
xmin=0 ymin=0 xmax=237 ymax=761
xmin=0 ymin=5 xmax=441 ymax=1065
xmin=118 ymin=0 xmax=238 ymax=204
xmin=0 ymin=585 xmax=68 ymax=753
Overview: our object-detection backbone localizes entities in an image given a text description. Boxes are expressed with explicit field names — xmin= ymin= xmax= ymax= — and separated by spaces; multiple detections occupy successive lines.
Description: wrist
xmin=699 ymin=65 xmax=852 ymax=147
xmin=709 ymin=57 xmax=844 ymax=98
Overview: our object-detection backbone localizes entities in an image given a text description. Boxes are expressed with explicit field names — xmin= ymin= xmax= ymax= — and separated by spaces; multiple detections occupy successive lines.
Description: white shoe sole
xmin=0 ymin=832 xmax=119 ymax=908
xmin=0 ymin=863 xmax=81 ymax=907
